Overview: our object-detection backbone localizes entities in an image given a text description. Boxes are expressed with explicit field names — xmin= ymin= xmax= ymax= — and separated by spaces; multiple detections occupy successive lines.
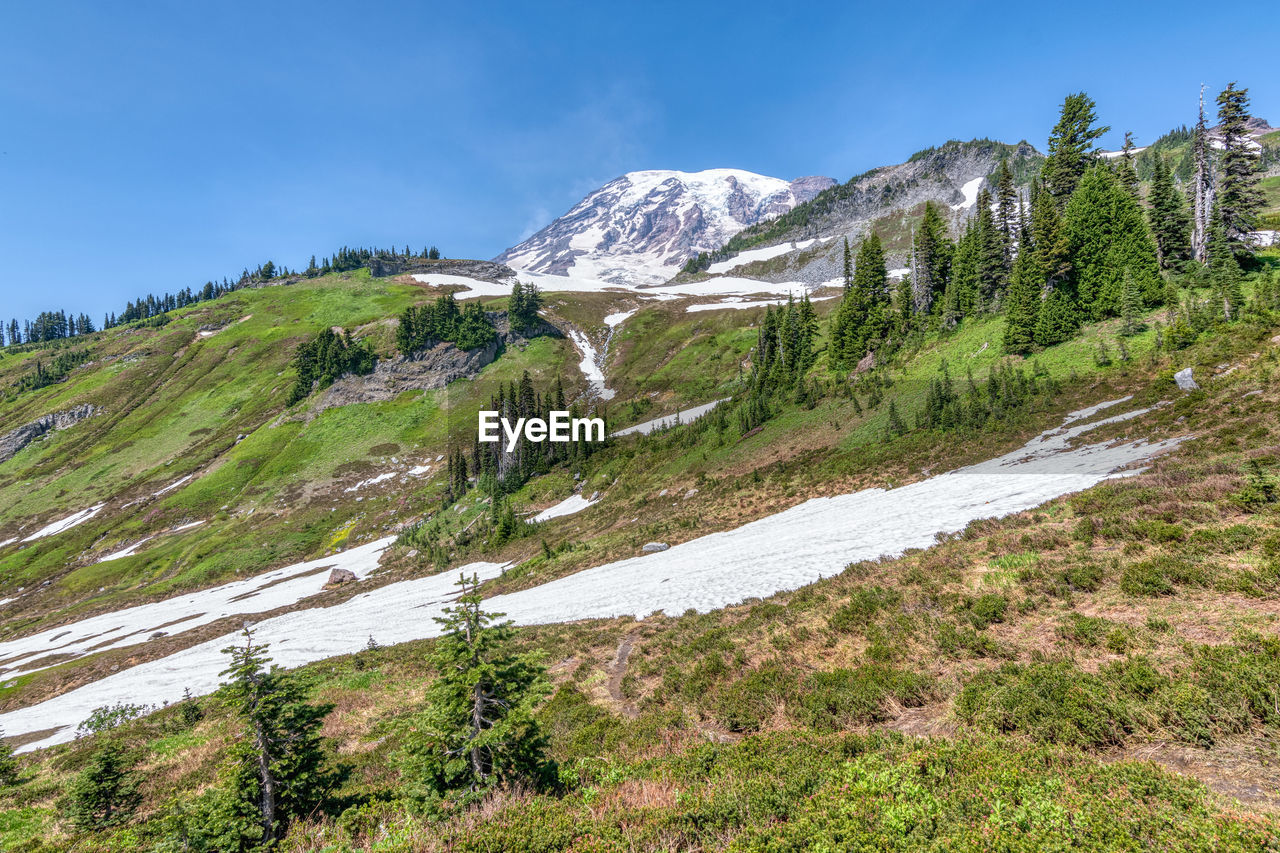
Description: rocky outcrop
xmin=314 ymin=313 xmax=561 ymax=414
xmin=0 ymin=404 xmax=101 ymax=464
xmin=372 ymin=257 xmax=517 ymax=282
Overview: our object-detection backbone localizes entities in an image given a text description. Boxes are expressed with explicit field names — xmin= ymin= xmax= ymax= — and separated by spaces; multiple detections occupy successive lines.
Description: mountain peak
xmin=495 ymin=169 xmax=834 ymax=285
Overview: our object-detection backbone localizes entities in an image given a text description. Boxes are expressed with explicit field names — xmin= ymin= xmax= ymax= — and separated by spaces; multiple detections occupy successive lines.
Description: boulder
xmin=855 ymin=351 xmax=876 ymax=374
xmin=1174 ymin=367 xmax=1198 ymax=391
xmin=326 ymin=568 xmax=358 ymax=586
xmin=641 ymin=542 xmax=669 ymax=553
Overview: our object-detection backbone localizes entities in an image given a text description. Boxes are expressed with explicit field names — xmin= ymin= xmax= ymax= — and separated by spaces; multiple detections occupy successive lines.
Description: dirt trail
xmin=606 ymin=632 xmax=639 ymax=718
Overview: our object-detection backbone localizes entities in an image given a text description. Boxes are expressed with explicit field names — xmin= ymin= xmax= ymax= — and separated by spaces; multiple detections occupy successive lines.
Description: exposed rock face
xmin=0 ymin=404 xmax=101 ymax=464
xmin=374 ymin=257 xmax=517 ymax=282
xmin=699 ymin=139 xmax=1045 ymax=289
xmin=495 ymin=170 xmax=835 ymax=285
xmin=314 ymin=313 xmax=561 ymax=414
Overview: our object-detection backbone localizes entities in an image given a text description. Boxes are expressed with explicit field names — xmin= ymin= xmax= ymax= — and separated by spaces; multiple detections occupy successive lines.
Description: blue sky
xmin=1 ymin=0 xmax=1275 ymax=323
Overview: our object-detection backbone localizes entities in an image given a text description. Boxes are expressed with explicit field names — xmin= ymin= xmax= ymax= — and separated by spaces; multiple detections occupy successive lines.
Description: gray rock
xmin=326 ymin=568 xmax=358 ymax=586
xmin=0 ymin=404 xmax=101 ymax=464
xmin=642 ymin=542 xmax=670 ymax=553
xmin=313 ymin=312 xmax=561 ymax=415
xmin=1174 ymin=367 xmax=1198 ymax=391
xmin=684 ymin=488 xmax=699 ymax=499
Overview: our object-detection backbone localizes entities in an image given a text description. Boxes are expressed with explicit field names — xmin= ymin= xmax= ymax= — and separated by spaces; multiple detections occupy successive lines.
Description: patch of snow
xmin=1099 ymin=147 xmax=1148 ymax=160
xmin=344 ymin=472 xmax=397 ymax=493
xmin=94 ymin=520 xmax=206 ymax=564
xmin=0 ymin=538 xmax=16 ymax=549
xmin=531 ymin=494 xmax=598 ymax=523
xmin=153 ymin=474 xmax=193 ymax=497
xmin=887 ymin=268 xmax=911 ymax=280
xmin=0 ymin=597 xmax=14 ymax=608
xmin=603 ymin=309 xmax=637 ymax=328
xmin=20 ymin=504 xmax=106 ymax=543
xmin=686 ymin=295 xmax=837 ymax=313
xmin=408 ymin=465 xmax=432 ymax=476
xmin=0 ymin=403 xmax=1182 ymax=752
xmin=96 ymin=537 xmax=155 ymax=563
xmin=613 ymin=399 xmax=729 ymax=436
xmin=706 ymin=239 xmax=817 ymax=274
xmin=567 ymin=329 xmax=614 ymax=400
xmin=951 ymin=177 xmax=985 ymax=211
xmin=1061 ymin=396 xmax=1132 ymax=425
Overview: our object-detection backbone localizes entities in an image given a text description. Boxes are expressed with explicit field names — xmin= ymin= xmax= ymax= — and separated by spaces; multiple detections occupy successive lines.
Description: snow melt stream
xmin=0 ymin=400 xmax=1181 ymax=751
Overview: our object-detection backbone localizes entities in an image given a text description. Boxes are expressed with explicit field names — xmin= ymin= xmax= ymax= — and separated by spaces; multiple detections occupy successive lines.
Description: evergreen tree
xmin=63 ymin=739 xmax=141 ymax=830
xmin=1119 ymin=268 xmax=1144 ymax=336
xmin=0 ymin=731 xmax=18 ymax=787
xmin=973 ymin=188 xmax=1007 ymax=307
xmin=995 ymin=159 xmax=1018 ymax=268
xmin=910 ymin=201 xmax=953 ymax=314
xmin=1003 ymin=246 xmax=1041 ymax=354
xmin=1116 ymin=131 xmax=1140 ymax=196
xmin=1214 ymin=82 xmax=1264 ymax=255
xmin=218 ymin=629 xmax=337 ymax=848
xmin=400 ymin=575 xmax=552 ymax=800
xmin=829 ymin=233 xmax=889 ymax=366
xmin=1061 ymin=164 xmax=1161 ymax=320
xmin=841 ymin=237 xmax=853 ymax=291
xmin=942 ymin=220 xmax=979 ymax=327
xmin=1034 ymin=286 xmax=1079 ymax=347
xmin=1207 ymin=201 xmax=1244 ymax=320
xmin=1148 ymin=154 xmax=1192 ymax=269
xmin=1042 ymin=92 xmax=1109 ymax=206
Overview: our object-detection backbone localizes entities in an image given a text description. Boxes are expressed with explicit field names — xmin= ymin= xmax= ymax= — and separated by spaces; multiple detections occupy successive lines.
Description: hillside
xmin=1 ymin=87 xmax=1280 ymax=852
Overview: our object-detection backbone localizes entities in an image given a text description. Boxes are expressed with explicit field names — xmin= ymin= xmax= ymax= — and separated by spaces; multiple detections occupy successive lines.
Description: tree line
xmin=821 ymin=83 xmax=1266 ymax=365
xmin=2 ymin=244 xmax=444 ymax=348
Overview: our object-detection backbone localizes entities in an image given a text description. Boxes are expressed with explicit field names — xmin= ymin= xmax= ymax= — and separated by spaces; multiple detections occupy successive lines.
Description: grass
xmin=1 ymin=263 xmax=1279 ymax=847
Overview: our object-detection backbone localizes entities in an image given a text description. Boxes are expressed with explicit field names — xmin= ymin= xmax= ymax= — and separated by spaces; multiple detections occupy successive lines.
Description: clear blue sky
xmin=1 ymin=0 xmax=1274 ymax=323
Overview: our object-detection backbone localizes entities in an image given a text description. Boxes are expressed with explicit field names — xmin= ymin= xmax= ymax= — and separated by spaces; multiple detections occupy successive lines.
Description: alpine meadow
xmin=2 ymin=6 xmax=1280 ymax=851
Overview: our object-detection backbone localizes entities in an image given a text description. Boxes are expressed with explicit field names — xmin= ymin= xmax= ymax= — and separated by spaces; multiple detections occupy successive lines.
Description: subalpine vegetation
xmin=0 ymin=85 xmax=1277 ymax=852
xmin=1 ymin=244 xmax=444 ymax=348
xmin=395 ymin=293 xmax=497 ymax=355
xmin=285 ymin=328 xmax=376 ymax=404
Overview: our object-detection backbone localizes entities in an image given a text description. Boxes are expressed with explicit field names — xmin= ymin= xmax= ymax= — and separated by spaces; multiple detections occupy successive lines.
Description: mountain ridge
xmin=494 ymin=168 xmax=835 ymax=285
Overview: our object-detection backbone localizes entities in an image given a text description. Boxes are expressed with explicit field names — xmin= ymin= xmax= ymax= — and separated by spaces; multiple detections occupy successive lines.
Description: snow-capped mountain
xmin=495 ymin=169 xmax=835 ymax=286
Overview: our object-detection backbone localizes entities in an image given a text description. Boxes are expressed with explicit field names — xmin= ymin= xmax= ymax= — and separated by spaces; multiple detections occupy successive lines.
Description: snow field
xmin=0 ymin=399 xmax=1181 ymax=752
xmin=0 ymin=537 xmax=396 ymax=688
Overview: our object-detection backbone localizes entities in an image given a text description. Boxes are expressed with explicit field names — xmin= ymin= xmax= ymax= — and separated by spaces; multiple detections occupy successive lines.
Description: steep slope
xmin=494 ymin=169 xmax=834 ymax=285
